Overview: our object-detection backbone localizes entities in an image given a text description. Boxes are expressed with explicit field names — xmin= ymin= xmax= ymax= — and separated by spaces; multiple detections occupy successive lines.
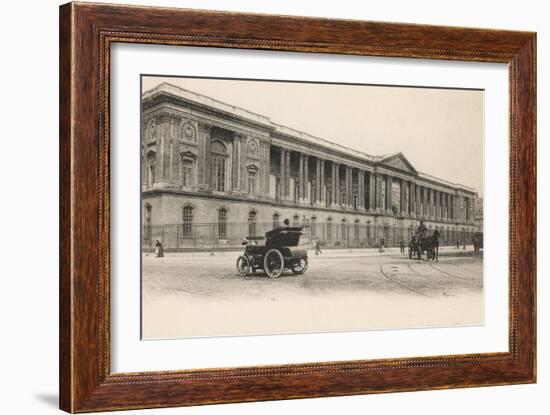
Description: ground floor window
xmin=248 ymin=210 xmax=257 ymax=237
xmin=218 ymin=208 xmax=227 ymax=238
xmin=182 ymin=206 xmax=193 ymax=238
xmin=310 ymin=216 xmax=317 ymax=236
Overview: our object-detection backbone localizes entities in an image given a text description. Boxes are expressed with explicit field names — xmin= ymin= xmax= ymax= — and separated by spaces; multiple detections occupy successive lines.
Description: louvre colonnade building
xmin=142 ymin=83 xmax=478 ymax=251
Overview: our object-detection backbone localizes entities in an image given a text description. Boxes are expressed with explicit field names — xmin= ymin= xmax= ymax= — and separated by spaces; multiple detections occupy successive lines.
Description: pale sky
xmin=142 ymin=76 xmax=484 ymax=195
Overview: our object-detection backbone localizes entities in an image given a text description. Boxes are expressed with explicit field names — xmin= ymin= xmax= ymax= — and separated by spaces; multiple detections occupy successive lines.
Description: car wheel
xmin=291 ymin=258 xmax=308 ymax=275
xmin=264 ymin=249 xmax=284 ymax=278
xmin=236 ymin=255 xmax=250 ymax=276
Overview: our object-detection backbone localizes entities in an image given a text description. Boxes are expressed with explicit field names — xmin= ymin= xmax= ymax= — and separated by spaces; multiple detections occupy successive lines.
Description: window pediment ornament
xmin=179 ymin=149 xmax=198 ymax=160
xmin=180 ymin=120 xmax=197 ymax=143
xmin=246 ymin=138 xmax=259 ymax=158
xmin=246 ymin=163 xmax=260 ymax=173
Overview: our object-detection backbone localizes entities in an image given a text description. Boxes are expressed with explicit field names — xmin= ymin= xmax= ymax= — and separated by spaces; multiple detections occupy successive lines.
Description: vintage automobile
xmin=236 ymin=226 xmax=308 ymax=278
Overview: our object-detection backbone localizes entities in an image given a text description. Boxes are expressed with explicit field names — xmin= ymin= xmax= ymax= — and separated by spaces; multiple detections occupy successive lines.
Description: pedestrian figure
xmin=154 ymin=239 xmax=164 ymax=258
xmin=314 ymin=237 xmax=323 ymax=255
xmin=463 ymin=240 xmax=466 ymax=250
xmin=379 ymin=238 xmax=385 ymax=253
xmin=399 ymin=238 xmax=405 ymax=255
xmin=456 ymin=240 xmax=460 ymax=250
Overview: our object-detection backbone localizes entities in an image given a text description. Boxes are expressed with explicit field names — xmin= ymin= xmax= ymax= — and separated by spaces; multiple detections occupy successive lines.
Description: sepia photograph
xmin=140 ymin=75 xmax=484 ymax=339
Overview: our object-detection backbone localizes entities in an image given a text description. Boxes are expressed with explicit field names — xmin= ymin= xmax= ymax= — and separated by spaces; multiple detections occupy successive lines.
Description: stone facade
xmin=142 ymin=83 xmax=478 ymax=250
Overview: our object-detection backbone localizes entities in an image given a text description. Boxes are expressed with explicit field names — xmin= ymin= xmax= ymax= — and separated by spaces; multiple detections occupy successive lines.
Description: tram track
xmin=379 ymin=263 xmax=430 ymax=297
xmin=427 ymin=261 xmax=471 ymax=280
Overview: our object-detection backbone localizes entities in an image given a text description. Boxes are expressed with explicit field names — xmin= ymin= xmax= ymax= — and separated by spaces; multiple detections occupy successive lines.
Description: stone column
xmin=430 ymin=189 xmax=436 ymax=220
xmin=320 ymin=159 xmax=325 ymax=205
xmin=298 ymin=153 xmax=305 ymax=202
xmin=421 ymin=187 xmax=428 ymax=217
xmin=358 ymin=170 xmax=364 ymax=210
xmin=334 ymin=163 xmax=340 ymax=206
xmin=231 ymin=133 xmax=240 ymax=192
xmin=279 ymin=149 xmax=285 ymax=199
xmin=316 ymin=158 xmax=322 ymax=204
xmin=369 ymin=172 xmax=376 ymax=212
xmin=344 ymin=167 xmax=350 ymax=207
xmin=376 ymin=174 xmax=384 ymax=211
xmin=434 ymin=192 xmax=438 ymax=219
xmin=302 ymin=155 xmax=308 ymax=202
xmin=434 ymin=190 xmax=439 ymax=219
xmin=331 ymin=162 xmax=336 ymax=207
xmin=263 ymin=142 xmax=270 ymax=196
xmin=386 ymin=175 xmax=393 ymax=214
xmin=402 ymin=180 xmax=409 ymax=216
xmin=285 ymin=150 xmax=291 ymax=199
xmin=409 ymin=182 xmax=415 ymax=217
xmin=415 ymin=185 xmax=420 ymax=217
xmin=198 ymin=123 xmax=212 ymax=189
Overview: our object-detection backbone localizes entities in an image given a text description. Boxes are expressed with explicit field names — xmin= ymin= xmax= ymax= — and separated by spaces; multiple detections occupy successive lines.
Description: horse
xmin=409 ymin=230 xmax=440 ymax=261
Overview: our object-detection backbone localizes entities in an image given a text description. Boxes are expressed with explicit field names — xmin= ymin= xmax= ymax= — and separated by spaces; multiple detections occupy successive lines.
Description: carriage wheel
xmin=291 ymin=258 xmax=308 ymax=275
xmin=264 ymin=249 xmax=284 ymax=278
xmin=236 ymin=255 xmax=250 ymax=276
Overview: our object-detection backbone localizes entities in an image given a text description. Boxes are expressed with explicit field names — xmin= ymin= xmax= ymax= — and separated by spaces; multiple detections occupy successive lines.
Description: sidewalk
xmin=146 ymin=245 xmax=479 ymax=259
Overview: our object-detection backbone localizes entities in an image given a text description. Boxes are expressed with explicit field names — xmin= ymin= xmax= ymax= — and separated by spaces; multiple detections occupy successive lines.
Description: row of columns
xmin=277 ymin=147 xmax=474 ymax=222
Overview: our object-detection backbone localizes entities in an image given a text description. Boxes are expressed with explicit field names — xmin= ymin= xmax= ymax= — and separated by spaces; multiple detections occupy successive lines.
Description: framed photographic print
xmin=59 ymin=2 xmax=536 ymax=412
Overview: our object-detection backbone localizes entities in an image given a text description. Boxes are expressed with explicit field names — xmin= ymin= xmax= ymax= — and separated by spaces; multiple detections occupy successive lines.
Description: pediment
xmin=380 ymin=153 xmax=417 ymax=174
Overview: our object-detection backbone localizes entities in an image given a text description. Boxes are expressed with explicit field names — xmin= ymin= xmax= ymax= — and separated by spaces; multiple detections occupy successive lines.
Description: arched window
xmin=248 ymin=210 xmax=257 ymax=237
xmin=211 ymin=141 xmax=227 ymax=192
xmin=218 ymin=208 xmax=228 ymax=238
xmin=293 ymin=214 xmax=300 ymax=226
xmin=327 ymin=217 xmax=333 ymax=241
xmin=182 ymin=206 xmax=193 ymax=238
xmin=180 ymin=157 xmax=194 ymax=187
xmin=273 ymin=213 xmax=280 ymax=229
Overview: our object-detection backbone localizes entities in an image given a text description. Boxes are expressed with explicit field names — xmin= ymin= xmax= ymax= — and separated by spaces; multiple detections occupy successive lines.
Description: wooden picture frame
xmin=59 ymin=2 xmax=536 ymax=412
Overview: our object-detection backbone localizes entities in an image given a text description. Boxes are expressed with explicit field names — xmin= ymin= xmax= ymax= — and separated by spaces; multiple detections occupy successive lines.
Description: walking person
xmin=314 ymin=236 xmax=323 ymax=255
xmin=456 ymin=240 xmax=460 ymax=250
xmin=399 ymin=238 xmax=405 ymax=255
xmin=154 ymin=239 xmax=164 ymax=258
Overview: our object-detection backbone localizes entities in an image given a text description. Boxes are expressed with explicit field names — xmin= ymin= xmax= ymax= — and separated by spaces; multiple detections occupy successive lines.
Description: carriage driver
xmin=415 ymin=220 xmax=428 ymax=239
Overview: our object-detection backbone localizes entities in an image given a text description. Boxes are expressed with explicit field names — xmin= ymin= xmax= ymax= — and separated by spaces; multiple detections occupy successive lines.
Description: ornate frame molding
xmin=60 ymin=2 xmax=536 ymax=412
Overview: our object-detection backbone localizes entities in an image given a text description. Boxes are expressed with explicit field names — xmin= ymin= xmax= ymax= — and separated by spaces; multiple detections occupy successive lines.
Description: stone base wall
xmin=142 ymin=192 xmax=478 ymax=251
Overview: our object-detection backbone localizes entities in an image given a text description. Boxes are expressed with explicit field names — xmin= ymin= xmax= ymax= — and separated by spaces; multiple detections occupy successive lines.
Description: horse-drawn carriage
xmin=408 ymin=231 xmax=440 ymax=261
xmin=236 ymin=226 xmax=308 ymax=278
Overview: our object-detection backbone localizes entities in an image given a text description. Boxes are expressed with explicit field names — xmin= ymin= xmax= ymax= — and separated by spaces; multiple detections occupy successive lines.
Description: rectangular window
xmin=218 ymin=210 xmax=227 ymax=238
xmin=213 ymin=157 xmax=225 ymax=191
xmin=327 ymin=222 xmax=333 ymax=241
xmin=248 ymin=172 xmax=256 ymax=194
xmin=182 ymin=206 xmax=194 ymax=238
xmin=182 ymin=159 xmax=193 ymax=187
